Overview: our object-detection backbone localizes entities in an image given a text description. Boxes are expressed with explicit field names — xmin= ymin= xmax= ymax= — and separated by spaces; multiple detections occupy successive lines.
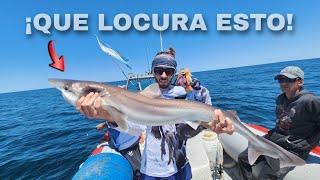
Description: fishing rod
xmin=111 ymin=59 xmax=135 ymax=86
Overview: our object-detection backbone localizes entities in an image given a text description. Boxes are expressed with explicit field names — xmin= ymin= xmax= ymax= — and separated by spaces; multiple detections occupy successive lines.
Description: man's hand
xmin=76 ymin=92 xmax=112 ymax=121
xmin=211 ymin=109 xmax=235 ymax=135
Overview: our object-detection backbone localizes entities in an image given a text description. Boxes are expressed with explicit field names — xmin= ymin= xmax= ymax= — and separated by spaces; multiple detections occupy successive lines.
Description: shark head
xmin=48 ymin=78 xmax=106 ymax=106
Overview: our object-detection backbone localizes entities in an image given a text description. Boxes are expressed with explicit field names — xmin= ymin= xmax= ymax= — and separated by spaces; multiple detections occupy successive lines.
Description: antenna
xmin=160 ymin=29 xmax=163 ymax=51
xmin=159 ymin=20 xmax=164 ymax=51
xmin=146 ymin=45 xmax=150 ymax=73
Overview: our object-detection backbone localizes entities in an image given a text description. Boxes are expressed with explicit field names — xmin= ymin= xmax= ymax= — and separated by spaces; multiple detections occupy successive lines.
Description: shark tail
xmin=247 ymin=135 xmax=306 ymax=168
xmin=226 ymin=110 xmax=306 ymax=168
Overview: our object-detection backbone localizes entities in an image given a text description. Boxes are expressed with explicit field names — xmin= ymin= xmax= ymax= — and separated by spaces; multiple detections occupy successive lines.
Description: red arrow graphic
xmin=48 ymin=40 xmax=65 ymax=72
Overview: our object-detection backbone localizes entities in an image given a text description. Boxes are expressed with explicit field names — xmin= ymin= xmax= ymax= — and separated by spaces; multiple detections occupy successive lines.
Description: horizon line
xmin=1 ymin=57 xmax=318 ymax=95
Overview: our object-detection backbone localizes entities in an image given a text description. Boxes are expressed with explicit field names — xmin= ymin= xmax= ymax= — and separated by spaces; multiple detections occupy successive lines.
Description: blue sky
xmin=0 ymin=0 xmax=319 ymax=93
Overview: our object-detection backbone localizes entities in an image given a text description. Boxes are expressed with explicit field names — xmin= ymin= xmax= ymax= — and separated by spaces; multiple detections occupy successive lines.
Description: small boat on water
xmin=73 ymin=74 xmax=320 ymax=180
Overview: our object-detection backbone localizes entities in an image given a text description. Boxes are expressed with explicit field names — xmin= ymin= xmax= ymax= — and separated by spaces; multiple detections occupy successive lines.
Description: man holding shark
xmin=48 ymin=48 xmax=310 ymax=179
xmin=75 ymin=47 xmax=235 ymax=179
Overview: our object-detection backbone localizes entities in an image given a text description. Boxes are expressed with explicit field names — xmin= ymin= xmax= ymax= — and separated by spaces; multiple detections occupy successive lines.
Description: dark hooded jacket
xmin=265 ymin=89 xmax=320 ymax=159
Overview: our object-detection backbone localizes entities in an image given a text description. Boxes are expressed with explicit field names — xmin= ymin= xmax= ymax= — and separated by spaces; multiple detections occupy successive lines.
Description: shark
xmin=48 ymin=78 xmax=306 ymax=168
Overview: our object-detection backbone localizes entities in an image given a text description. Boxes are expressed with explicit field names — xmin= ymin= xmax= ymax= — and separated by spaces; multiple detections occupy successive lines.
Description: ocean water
xmin=0 ymin=59 xmax=319 ymax=179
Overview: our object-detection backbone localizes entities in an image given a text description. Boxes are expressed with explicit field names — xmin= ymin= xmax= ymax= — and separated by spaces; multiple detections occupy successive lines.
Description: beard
xmin=156 ymin=76 xmax=173 ymax=89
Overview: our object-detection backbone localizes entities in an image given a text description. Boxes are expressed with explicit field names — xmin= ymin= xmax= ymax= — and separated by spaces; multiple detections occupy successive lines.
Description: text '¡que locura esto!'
xmin=25 ymin=13 xmax=294 ymax=35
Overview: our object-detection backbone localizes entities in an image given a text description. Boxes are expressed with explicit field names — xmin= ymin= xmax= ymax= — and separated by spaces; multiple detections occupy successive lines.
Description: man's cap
xmin=274 ymin=66 xmax=304 ymax=80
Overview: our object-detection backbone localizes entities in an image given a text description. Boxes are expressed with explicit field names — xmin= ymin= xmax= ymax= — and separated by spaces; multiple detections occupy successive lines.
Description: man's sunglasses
xmin=278 ymin=77 xmax=300 ymax=83
xmin=154 ymin=67 xmax=175 ymax=76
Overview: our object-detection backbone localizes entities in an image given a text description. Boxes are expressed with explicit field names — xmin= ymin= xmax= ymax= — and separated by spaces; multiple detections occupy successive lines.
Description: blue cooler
xmin=73 ymin=153 xmax=133 ymax=180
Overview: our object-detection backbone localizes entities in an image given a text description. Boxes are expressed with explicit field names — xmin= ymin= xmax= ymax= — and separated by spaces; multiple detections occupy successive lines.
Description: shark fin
xmin=227 ymin=110 xmax=237 ymax=116
xmin=101 ymin=105 xmax=128 ymax=131
xmin=140 ymin=83 xmax=162 ymax=98
xmin=185 ymin=121 xmax=200 ymax=130
xmin=247 ymin=142 xmax=261 ymax=165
